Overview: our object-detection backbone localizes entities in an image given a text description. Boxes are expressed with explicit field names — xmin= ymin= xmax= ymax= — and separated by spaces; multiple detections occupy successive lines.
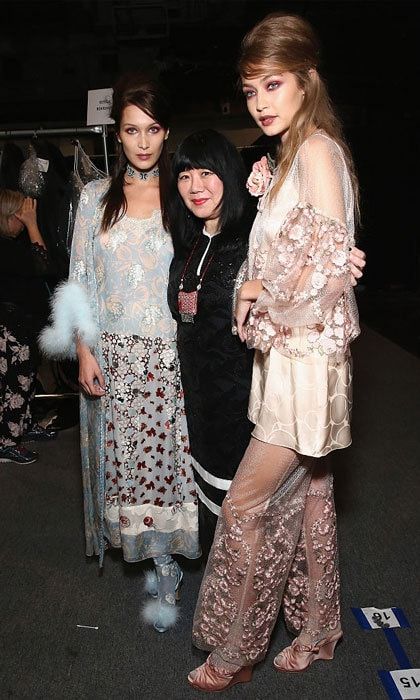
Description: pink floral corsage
xmin=246 ymin=155 xmax=274 ymax=197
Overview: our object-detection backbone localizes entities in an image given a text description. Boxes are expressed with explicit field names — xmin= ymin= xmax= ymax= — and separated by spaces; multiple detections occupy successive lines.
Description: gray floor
xmin=1 ymin=324 xmax=419 ymax=699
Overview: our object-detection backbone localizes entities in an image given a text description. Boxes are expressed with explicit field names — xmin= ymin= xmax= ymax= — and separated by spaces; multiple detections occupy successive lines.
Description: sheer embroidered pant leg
xmin=192 ymin=437 xmax=313 ymax=669
xmin=281 ymin=462 xmax=341 ymax=645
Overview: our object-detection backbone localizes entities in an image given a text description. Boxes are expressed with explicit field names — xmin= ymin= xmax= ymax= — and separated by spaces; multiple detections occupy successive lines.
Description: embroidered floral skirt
xmin=0 ymin=324 xmax=36 ymax=448
xmin=100 ymin=331 xmax=200 ymax=562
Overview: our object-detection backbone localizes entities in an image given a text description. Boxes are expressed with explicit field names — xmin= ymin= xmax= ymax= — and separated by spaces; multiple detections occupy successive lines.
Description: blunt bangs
xmin=171 ymin=130 xmax=228 ymax=180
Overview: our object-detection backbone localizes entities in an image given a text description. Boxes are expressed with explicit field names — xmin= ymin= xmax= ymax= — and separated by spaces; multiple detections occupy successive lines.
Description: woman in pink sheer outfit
xmin=188 ymin=12 xmax=362 ymax=691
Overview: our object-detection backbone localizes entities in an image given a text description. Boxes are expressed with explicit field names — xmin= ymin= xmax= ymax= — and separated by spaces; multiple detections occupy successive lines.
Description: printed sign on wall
xmin=87 ymin=88 xmax=115 ymax=126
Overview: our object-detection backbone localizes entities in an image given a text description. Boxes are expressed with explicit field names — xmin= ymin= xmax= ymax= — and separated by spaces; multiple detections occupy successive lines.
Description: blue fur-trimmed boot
xmin=142 ymin=555 xmax=183 ymax=633
xmin=143 ymin=569 xmax=158 ymax=598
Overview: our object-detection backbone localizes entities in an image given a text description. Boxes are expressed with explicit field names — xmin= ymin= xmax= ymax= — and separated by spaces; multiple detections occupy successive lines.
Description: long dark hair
xmin=101 ymin=71 xmax=172 ymax=232
xmin=167 ymin=129 xmax=253 ymax=256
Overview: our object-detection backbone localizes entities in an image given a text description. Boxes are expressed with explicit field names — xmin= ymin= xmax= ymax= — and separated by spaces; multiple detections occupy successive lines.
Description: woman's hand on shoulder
xmin=349 ymin=246 xmax=366 ymax=286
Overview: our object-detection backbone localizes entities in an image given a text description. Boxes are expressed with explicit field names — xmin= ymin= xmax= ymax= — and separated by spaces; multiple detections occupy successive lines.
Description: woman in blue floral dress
xmin=40 ymin=72 xmax=200 ymax=632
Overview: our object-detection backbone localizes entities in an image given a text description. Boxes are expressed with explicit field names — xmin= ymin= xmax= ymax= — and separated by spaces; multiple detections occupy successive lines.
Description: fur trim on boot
xmin=39 ymin=280 xmax=99 ymax=359
xmin=143 ymin=569 xmax=158 ymax=598
xmin=142 ymin=599 xmax=180 ymax=633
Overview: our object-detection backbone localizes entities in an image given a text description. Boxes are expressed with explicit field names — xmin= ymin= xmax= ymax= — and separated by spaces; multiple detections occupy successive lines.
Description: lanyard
xmin=178 ymin=237 xmax=214 ymax=292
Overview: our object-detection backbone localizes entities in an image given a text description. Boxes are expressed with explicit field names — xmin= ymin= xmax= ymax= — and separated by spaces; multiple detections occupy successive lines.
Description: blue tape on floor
xmin=378 ymin=671 xmax=404 ymax=700
xmin=378 ymin=670 xmax=420 ymax=700
xmin=384 ymin=629 xmax=412 ymax=669
xmin=394 ymin=608 xmax=411 ymax=629
xmin=351 ymin=607 xmax=371 ymax=629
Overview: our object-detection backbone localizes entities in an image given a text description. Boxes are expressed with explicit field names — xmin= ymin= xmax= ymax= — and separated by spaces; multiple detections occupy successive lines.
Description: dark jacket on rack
xmin=27 ymin=139 xmax=72 ymax=283
xmin=0 ymin=142 xmax=25 ymax=190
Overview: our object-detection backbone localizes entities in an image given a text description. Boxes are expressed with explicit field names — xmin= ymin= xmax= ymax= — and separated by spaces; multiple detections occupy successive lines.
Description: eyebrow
xmin=242 ymin=73 xmax=283 ymax=87
xmin=121 ymin=121 xmax=160 ymax=128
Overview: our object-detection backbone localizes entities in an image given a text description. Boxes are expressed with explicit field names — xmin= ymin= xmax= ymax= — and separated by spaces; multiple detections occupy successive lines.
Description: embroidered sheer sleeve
xmin=249 ymin=136 xmax=354 ymax=332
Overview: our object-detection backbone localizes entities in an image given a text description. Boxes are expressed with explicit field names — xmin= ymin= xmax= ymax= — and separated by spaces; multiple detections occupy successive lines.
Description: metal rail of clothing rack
xmin=1 ymin=124 xmax=112 ymax=402
xmin=0 ymin=124 xmax=110 ymax=174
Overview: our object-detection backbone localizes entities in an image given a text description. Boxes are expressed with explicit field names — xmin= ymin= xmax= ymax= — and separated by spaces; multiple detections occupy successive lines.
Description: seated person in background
xmin=0 ymin=189 xmax=56 ymax=465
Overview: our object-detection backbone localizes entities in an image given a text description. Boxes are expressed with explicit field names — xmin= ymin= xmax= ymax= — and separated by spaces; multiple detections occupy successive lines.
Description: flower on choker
xmin=246 ymin=155 xmax=274 ymax=197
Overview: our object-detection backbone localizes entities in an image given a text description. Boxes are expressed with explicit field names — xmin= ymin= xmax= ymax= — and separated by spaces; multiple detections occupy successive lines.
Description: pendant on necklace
xmin=178 ymin=289 xmax=198 ymax=323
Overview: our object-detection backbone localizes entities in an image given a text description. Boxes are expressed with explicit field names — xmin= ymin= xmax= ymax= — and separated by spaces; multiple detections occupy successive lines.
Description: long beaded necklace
xmin=178 ymin=237 xmax=215 ymax=323
xmin=126 ymin=163 xmax=159 ymax=180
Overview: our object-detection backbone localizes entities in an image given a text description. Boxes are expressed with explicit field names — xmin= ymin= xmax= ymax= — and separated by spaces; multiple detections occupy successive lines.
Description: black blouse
xmin=168 ymin=232 xmax=254 ymax=510
xmin=0 ymin=232 xmax=51 ymax=338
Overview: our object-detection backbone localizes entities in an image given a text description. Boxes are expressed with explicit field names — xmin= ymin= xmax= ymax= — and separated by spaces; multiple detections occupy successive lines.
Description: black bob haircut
xmin=166 ymin=129 xmax=254 ymax=255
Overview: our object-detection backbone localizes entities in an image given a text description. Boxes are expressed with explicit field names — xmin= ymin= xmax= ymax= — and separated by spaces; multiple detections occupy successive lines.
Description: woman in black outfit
xmin=167 ymin=130 xmax=255 ymax=555
xmin=0 ymin=189 xmax=56 ymax=465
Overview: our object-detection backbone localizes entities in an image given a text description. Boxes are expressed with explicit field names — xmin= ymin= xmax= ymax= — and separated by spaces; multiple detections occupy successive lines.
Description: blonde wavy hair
xmin=238 ymin=12 xmax=359 ymax=218
xmin=0 ymin=189 xmax=25 ymax=237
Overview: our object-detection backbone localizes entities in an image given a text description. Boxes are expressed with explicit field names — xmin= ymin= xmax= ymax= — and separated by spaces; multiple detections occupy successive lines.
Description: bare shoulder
xmin=295 ymin=134 xmax=347 ymax=185
xmin=298 ymin=132 xmax=343 ymax=167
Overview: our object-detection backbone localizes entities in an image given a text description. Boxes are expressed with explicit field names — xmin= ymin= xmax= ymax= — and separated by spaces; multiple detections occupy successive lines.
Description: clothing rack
xmin=0 ymin=124 xmax=110 ymax=175
xmin=1 ymin=124 xmax=112 ymax=405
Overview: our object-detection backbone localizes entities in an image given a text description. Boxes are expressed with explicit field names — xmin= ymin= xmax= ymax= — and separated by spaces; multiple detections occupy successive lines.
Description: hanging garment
xmin=63 ymin=140 xmax=107 ymax=254
xmin=31 ymin=139 xmax=72 ymax=283
xmin=0 ymin=142 xmax=25 ymax=190
xmin=19 ymin=143 xmax=46 ymax=198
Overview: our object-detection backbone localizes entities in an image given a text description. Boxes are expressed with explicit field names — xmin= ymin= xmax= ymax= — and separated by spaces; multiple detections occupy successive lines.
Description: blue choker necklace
xmin=126 ymin=164 xmax=159 ymax=180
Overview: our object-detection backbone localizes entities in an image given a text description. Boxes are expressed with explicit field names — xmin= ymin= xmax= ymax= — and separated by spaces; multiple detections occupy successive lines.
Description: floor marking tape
xmin=378 ymin=669 xmax=420 ymax=700
xmin=384 ymin=629 xmax=412 ymax=669
xmin=379 ymin=670 xmax=405 ymax=700
xmin=352 ymin=607 xmax=418 ymax=699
